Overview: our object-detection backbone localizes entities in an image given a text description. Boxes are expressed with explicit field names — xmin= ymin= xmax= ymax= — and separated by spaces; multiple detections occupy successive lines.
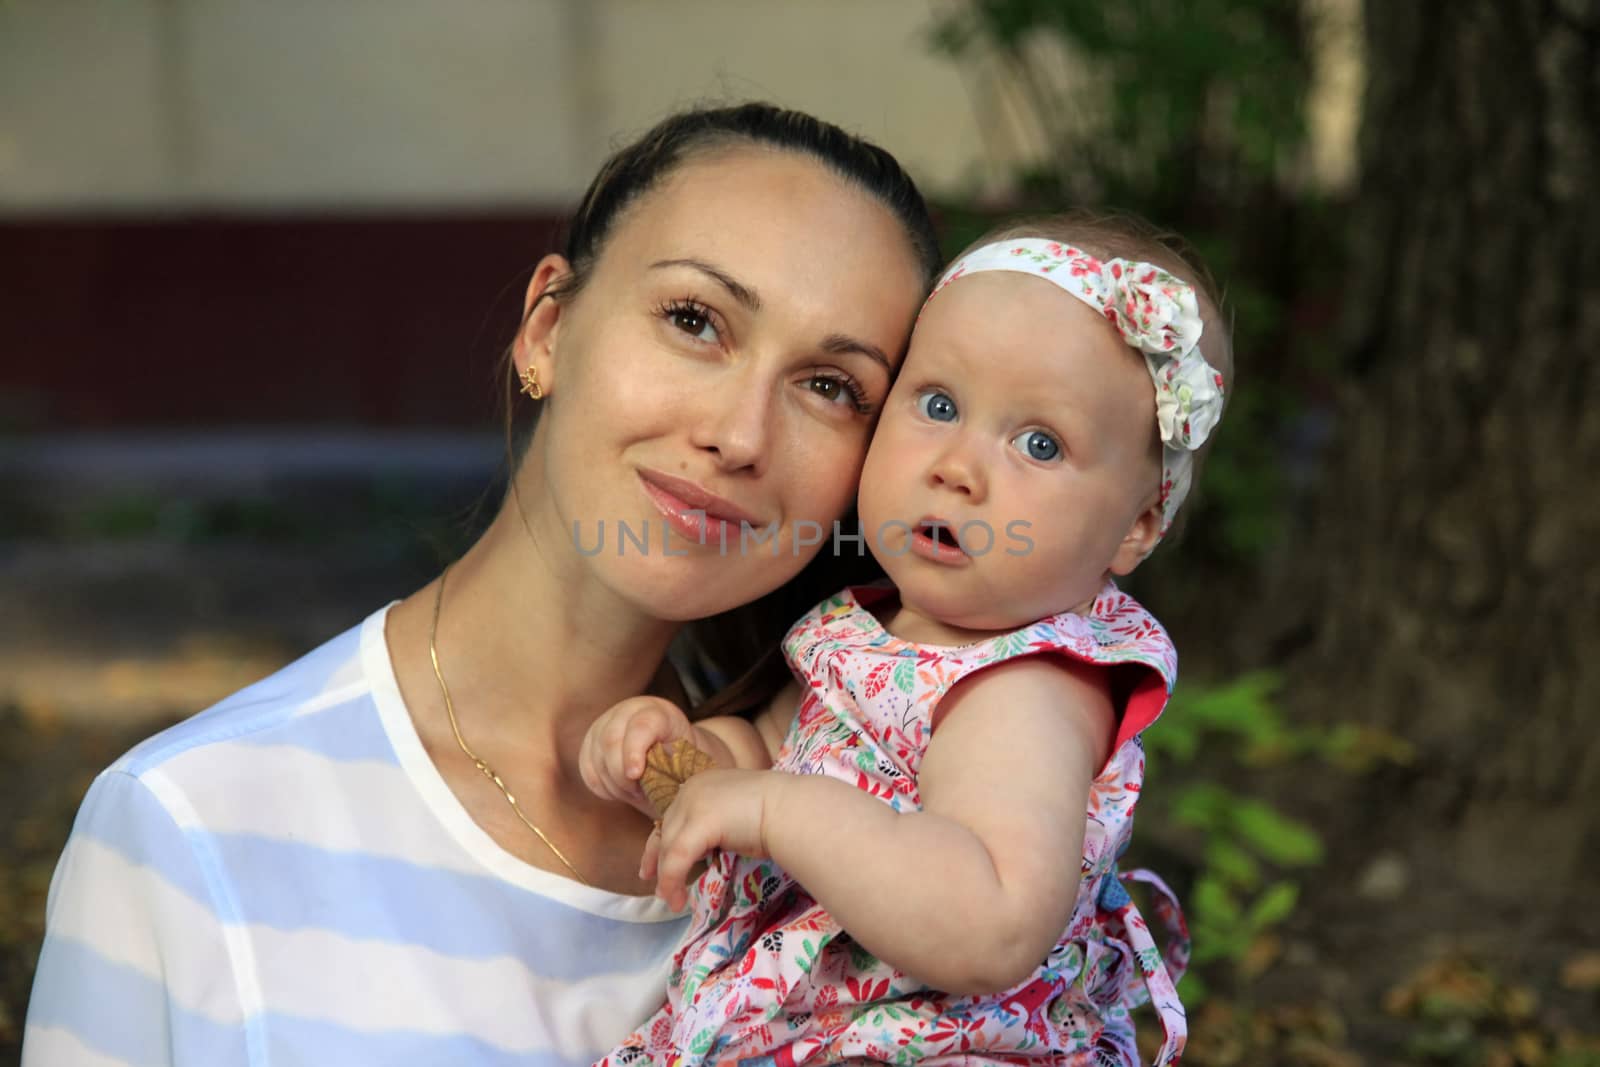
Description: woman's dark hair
xmin=506 ymin=101 xmax=942 ymax=717
xmin=549 ymin=102 xmax=943 ymax=303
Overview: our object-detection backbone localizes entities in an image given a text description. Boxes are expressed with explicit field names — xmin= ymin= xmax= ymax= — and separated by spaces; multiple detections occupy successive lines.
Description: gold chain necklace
xmin=429 ymin=565 xmax=589 ymax=886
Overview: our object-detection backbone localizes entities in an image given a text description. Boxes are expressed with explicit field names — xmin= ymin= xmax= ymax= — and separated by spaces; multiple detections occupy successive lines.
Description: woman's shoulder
xmin=54 ymin=606 xmax=399 ymax=921
xmin=112 ymin=604 xmax=394 ymax=786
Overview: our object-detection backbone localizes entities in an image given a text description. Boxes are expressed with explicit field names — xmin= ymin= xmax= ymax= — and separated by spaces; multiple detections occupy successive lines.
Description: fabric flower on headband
xmin=928 ymin=238 xmax=1227 ymax=539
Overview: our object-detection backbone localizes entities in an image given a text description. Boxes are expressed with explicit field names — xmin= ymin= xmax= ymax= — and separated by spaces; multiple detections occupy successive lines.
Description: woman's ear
xmin=514 ymin=254 xmax=574 ymax=395
xmin=1108 ymin=497 xmax=1164 ymax=576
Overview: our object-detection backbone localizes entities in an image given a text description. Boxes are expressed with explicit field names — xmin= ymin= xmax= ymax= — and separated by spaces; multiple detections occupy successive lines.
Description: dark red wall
xmin=0 ymin=214 xmax=565 ymax=429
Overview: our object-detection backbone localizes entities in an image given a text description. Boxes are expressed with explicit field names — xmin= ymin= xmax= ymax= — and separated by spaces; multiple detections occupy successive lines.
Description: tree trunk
xmin=1292 ymin=0 xmax=1600 ymax=904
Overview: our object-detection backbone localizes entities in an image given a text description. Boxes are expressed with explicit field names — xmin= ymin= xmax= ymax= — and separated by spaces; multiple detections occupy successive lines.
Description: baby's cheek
xmin=857 ymin=444 xmax=900 ymax=523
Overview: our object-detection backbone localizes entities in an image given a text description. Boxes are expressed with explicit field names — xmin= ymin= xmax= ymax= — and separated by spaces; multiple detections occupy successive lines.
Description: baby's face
xmin=857 ymin=272 xmax=1164 ymax=635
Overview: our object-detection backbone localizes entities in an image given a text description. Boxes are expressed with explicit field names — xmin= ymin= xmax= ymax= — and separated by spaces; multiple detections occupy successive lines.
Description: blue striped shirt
xmin=23 ymin=607 xmax=688 ymax=1066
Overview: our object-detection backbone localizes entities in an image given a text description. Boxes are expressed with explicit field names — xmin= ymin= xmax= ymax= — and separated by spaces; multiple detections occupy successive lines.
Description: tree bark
xmin=1292 ymin=0 xmax=1600 ymax=902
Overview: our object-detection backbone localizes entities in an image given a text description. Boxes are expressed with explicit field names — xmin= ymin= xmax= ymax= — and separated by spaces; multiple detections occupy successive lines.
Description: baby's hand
xmin=640 ymin=769 xmax=781 ymax=911
xmin=578 ymin=695 xmax=696 ymax=818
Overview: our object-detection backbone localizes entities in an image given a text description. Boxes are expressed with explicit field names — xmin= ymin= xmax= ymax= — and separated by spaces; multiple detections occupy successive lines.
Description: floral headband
xmin=928 ymin=238 xmax=1226 ymax=538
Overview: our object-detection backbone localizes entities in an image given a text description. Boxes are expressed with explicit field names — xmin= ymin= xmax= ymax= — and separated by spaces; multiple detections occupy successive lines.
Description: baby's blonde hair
xmin=962 ymin=210 xmax=1234 ymax=543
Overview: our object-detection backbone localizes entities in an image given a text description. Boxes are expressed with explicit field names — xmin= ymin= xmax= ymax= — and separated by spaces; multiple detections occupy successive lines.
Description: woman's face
xmin=520 ymin=146 xmax=927 ymax=620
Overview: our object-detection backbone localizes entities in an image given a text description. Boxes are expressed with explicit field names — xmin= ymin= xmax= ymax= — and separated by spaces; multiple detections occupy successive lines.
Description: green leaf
xmin=1232 ymin=800 xmax=1324 ymax=866
xmin=1191 ymin=875 xmax=1241 ymax=925
xmin=1170 ymin=672 xmax=1284 ymax=741
xmin=1204 ymin=837 xmax=1262 ymax=889
xmin=1177 ymin=968 xmax=1209 ymax=1004
xmin=1142 ymin=715 xmax=1200 ymax=760
xmin=892 ymin=658 xmax=915 ymax=694
xmin=1171 ymin=783 xmax=1233 ymax=830
xmin=1244 ymin=880 xmax=1299 ymax=930
xmin=1190 ymin=924 xmax=1251 ymax=965
xmin=795 ymin=937 xmax=816 ymax=972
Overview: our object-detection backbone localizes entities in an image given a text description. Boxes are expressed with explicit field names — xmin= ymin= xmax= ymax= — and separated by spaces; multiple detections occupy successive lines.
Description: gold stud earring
xmin=519 ymin=365 xmax=544 ymax=400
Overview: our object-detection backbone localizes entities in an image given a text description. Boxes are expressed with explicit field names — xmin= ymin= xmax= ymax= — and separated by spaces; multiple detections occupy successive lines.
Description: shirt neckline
xmin=360 ymin=603 xmax=685 ymax=924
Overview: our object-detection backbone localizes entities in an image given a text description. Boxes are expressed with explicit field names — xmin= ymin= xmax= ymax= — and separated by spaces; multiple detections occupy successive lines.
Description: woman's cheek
xmin=800 ymin=433 xmax=871 ymax=524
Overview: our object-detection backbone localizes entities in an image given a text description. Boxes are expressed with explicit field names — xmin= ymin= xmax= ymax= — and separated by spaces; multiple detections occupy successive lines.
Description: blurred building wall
xmin=0 ymin=1 xmax=1008 ymax=429
xmin=0 ymin=1 xmax=1359 ymax=430
xmin=0 ymin=0 xmax=998 ymax=213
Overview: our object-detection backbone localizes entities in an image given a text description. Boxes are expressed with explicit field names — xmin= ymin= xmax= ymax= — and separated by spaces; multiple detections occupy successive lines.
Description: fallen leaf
xmin=1560 ymin=952 xmax=1600 ymax=992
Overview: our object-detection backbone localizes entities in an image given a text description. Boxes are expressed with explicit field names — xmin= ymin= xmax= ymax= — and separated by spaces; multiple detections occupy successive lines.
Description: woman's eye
xmin=916 ymin=390 xmax=958 ymax=422
xmin=1012 ymin=429 xmax=1062 ymax=462
xmin=807 ymin=374 xmax=870 ymax=412
xmin=665 ymin=303 xmax=719 ymax=344
xmin=809 ymin=378 xmax=844 ymax=403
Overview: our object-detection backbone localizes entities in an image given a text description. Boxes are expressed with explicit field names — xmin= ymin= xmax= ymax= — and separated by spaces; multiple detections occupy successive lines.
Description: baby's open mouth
xmin=908 ymin=518 xmax=970 ymax=564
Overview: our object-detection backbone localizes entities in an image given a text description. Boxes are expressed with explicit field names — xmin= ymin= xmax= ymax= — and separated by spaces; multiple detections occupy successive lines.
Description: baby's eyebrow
xmin=649 ymin=258 xmax=760 ymax=312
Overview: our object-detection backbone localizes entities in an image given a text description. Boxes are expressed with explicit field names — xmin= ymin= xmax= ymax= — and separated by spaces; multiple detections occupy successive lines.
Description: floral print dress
xmin=601 ymin=581 xmax=1189 ymax=1067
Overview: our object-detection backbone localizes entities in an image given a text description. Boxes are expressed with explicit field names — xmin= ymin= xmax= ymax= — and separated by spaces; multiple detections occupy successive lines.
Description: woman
xmin=22 ymin=103 xmax=941 ymax=1066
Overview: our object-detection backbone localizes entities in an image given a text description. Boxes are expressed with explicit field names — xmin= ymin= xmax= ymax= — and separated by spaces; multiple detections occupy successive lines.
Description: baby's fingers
xmin=639 ymin=823 xmax=662 ymax=882
xmin=621 ymin=705 xmax=686 ymax=781
xmin=654 ymin=818 xmax=713 ymax=912
xmin=576 ymin=726 xmax=611 ymax=800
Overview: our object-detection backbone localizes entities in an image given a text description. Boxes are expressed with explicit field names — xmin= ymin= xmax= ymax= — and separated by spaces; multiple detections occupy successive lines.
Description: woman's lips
xmin=638 ymin=469 xmax=761 ymax=548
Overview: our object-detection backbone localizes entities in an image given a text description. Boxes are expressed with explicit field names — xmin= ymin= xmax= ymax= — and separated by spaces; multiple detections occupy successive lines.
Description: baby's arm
xmin=762 ymin=655 xmax=1112 ymax=995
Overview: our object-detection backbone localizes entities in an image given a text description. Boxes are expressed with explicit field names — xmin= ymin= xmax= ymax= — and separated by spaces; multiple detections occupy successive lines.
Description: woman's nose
xmin=688 ymin=366 xmax=774 ymax=474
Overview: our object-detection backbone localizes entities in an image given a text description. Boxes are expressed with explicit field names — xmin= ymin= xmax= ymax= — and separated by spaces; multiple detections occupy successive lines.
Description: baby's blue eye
xmin=916 ymin=390 xmax=958 ymax=422
xmin=1012 ymin=430 xmax=1061 ymax=462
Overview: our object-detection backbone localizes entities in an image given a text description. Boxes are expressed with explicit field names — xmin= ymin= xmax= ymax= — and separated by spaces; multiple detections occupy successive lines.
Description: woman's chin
xmin=608 ymin=555 xmax=807 ymax=623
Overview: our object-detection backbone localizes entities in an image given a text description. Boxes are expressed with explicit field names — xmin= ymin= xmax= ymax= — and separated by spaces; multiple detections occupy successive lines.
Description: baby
xmin=582 ymin=213 xmax=1229 ymax=1066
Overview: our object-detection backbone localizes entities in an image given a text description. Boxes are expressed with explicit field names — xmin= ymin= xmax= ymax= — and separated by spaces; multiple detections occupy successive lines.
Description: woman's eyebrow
xmin=820 ymin=334 xmax=892 ymax=375
xmin=650 ymin=258 xmax=761 ymax=312
xmin=651 ymin=258 xmax=890 ymax=373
